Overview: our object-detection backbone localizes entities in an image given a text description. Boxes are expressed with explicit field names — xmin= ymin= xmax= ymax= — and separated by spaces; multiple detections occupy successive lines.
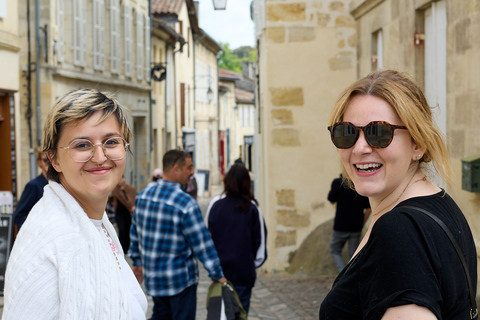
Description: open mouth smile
xmin=355 ymin=163 xmax=382 ymax=173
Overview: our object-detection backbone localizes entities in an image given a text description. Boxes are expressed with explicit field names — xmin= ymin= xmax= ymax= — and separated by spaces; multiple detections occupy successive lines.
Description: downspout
xmin=148 ymin=2 xmax=153 ymax=155
xmin=164 ymin=44 xmax=170 ymax=151
xmin=173 ymin=48 xmax=178 ymax=149
xmin=192 ymin=38 xmax=196 ymax=161
xmin=216 ymin=54 xmax=220 ymax=175
xmin=27 ymin=0 xmax=35 ymax=179
xmin=35 ymin=0 xmax=41 ymax=151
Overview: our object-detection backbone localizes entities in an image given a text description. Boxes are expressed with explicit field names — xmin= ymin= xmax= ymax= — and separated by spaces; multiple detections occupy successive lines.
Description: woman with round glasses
xmin=320 ymin=70 xmax=477 ymax=319
xmin=3 ymin=89 xmax=147 ymax=319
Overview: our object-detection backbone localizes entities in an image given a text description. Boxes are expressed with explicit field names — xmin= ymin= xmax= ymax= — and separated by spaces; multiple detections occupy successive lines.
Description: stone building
xmin=15 ymin=0 xmax=151 ymax=192
xmin=0 ymin=0 xmax=21 ymax=196
xmin=252 ymin=0 xmax=358 ymax=271
xmin=152 ymin=0 xmax=222 ymax=188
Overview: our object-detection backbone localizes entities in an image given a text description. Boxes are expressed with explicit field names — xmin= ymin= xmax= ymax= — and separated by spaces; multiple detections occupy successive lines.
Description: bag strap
xmin=400 ymin=205 xmax=478 ymax=319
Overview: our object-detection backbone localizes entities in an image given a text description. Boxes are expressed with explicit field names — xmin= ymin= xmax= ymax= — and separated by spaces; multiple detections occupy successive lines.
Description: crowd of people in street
xmin=5 ymin=68 xmax=478 ymax=320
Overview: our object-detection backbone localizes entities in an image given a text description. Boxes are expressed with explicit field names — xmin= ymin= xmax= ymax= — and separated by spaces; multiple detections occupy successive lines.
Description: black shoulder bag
xmin=400 ymin=206 xmax=478 ymax=320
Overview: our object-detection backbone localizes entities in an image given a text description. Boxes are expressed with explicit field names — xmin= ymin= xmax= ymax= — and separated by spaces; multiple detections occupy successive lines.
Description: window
xmin=110 ymin=0 xmax=121 ymax=74
xmin=371 ymin=29 xmax=383 ymax=70
xmin=56 ymin=0 xmax=65 ymax=63
xmin=124 ymin=4 xmax=133 ymax=77
xmin=0 ymin=0 xmax=6 ymax=18
xmin=93 ymin=0 xmax=105 ymax=71
xmin=73 ymin=0 xmax=86 ymax=67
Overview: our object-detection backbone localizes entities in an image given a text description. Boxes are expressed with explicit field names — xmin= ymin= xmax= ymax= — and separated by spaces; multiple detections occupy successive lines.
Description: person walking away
xmin=320 ymin=70 xmax=477 ymax=319
xmin=130 ymin=149 xmax=227 ymax=320
xmin=205 ymin=164 xmax=267 ymax=314
xmin=111 ymin=176 xmax=136 ymax=252
xmin=3 ymin=89 xmax=147 ymax=320
xmin=328 ymin=174 xmax=370 ymax=272
xmin=13 ymin=148 xmax=49 ymax=230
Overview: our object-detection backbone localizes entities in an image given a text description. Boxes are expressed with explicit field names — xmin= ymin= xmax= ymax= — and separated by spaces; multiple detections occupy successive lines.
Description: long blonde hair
xmin=329 ymin=69 xmax=450 ymax=186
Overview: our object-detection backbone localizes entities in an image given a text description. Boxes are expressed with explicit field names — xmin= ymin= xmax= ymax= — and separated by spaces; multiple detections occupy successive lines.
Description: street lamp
xmin=212 ymin=0 xmax=227 ymax=10
xmin=207 ymin=86 xmax=214 ymax=103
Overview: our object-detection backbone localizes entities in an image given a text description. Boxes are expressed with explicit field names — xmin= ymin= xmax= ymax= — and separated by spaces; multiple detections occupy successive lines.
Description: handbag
xmin=400 ymin=206 xmax=478 ymax=319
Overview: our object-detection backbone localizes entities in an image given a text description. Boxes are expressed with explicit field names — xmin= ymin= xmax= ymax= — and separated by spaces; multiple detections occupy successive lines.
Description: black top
xmin=328 ymin=177 xmax=370 ymax=232
xmin=320 ymin=191 xmax=477 ymax=320
xmin=14 ymin=174 xmax=48 ymax=229
xmin=208 ymin=195 xmax=262 ymax=288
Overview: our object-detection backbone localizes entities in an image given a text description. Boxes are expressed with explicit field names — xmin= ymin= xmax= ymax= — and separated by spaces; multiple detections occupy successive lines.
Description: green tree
xmin=218 ymin=43 xmax=256 ymax=73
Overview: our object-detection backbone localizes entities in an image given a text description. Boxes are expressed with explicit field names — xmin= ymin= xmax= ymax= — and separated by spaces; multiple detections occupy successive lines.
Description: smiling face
xmin=339 ymin=95 xmax=419 ymax=202
xmin=49 ymin=111 xmax=126 ymax=212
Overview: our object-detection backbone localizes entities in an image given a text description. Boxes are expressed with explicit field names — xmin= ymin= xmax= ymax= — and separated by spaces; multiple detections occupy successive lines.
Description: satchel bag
xmin=400 ymin=206 xmax=478 ymax=320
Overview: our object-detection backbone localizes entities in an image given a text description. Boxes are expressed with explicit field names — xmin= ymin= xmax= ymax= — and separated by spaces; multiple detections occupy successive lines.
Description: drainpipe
xmin=35 ymin=0 xmax=41 ymax=150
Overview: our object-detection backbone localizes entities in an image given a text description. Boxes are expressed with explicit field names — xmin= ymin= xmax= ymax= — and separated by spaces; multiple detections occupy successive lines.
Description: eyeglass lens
xmin=331 ymin=122 xmax=394 ymax=148
xmin=68 ymin=137 xmax=127 ymax=162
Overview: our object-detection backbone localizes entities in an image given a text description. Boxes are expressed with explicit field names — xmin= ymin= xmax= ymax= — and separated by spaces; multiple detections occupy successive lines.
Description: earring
xmin=417 ymin=155 xmax=421 ymax=161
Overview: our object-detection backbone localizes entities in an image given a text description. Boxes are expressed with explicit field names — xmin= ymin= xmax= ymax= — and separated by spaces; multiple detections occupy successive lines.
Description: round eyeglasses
xmin=58 ymin=137 xmax=129 ymax=163
xmin=328 ymin=121 xmax=408 ymax=149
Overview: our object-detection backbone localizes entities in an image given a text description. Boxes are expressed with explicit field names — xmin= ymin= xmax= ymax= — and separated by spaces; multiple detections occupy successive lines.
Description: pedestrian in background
xmin=3 ymin=89 xmax=147 ymax=320
xmin=111 ymin=175 xmax=136 ymax=252
xmin=130 ymin=149 xmax=226 ymax=320
xmin=327 ymin=173 xmax=370 ymax=272
xmin=320 ymin=70 xmax=477 ymax=319
xmin=205 ymin=163 xmax=267 ymax=314
xmin=13 ymin=148 xmax=49 ymax=230
xmin=146 ymin=168 xmax=163 ymax=188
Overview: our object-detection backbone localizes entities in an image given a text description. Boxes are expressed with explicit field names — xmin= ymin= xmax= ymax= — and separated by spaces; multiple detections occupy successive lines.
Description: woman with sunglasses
xmin=3 ymin=89 xmax=147 ymax=319
xmin=320 ymin=70 xmax=477 ymax=319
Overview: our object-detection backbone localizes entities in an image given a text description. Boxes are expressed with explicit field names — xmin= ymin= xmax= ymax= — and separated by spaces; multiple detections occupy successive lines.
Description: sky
xmin=198 ymin=1 xmax=255 ymax=49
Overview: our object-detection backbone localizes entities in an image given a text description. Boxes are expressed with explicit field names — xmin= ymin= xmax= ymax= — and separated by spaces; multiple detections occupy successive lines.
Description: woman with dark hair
xmin=205 ymin=164 xmax=267 ymax=314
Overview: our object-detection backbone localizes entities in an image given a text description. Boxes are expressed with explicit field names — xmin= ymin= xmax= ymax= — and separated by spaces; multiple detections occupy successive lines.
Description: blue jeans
xmin=329 ymin=230 xmax=361 ymax=272
xmin=231 ymin=283 xmax=252 ymax=314
xmin=150 ymin=284 xmax=197 ymax=320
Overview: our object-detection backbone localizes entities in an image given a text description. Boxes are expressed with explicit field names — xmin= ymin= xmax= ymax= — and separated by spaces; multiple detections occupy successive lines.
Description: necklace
xmin=101 ymin=224 xmax=121 ymax=270
xmin=372 ymin=175 xmax=427 ymax=217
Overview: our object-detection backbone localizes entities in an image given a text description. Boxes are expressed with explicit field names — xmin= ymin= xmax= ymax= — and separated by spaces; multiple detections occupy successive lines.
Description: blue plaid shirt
xmin=129 ymin=179 xmax=224 ymax=297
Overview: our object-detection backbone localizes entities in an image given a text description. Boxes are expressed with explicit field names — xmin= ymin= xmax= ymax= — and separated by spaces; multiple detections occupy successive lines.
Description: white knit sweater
xmin=2 ymin=181 xmax=132 ymax=320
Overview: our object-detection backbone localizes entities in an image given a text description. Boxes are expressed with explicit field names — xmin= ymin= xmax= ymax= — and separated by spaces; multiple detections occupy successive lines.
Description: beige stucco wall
xmin=254 ymin=0 xmax=357 ymax=270
xmin=0 ymin=0 xmax=20 ymax=91
xmin=351 ymin=0 xmax=480 ymax=291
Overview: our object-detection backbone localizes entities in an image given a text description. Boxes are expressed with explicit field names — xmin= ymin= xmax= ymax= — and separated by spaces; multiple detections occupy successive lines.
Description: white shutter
xmin=110 ymin=0 xmax=120 ymax=74
xmin=144 ymin=14 xmax=151 ymax=82
xmin=93 ymin=0 xmax=105 ymax=70
xmin=73 ymin=0 xmax=86 ymax=67
xmin=124 ymin=4 xmax=133 ymax=77
xmin=56 ymin=0 xmax=65 ymax=63
xmin=136 ymin=11 xmax=144 ymax=80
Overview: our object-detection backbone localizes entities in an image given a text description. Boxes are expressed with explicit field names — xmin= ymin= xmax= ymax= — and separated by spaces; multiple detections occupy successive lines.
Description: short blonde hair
xmin=43 ymin=89 xmax=132 ymax=182
xmin=329 ymin=69 xmax=450 ymax=186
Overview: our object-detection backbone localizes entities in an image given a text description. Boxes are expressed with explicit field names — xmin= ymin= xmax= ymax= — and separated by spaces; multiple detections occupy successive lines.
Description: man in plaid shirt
xmin=129 ymin=150 xmax=226 ymax=320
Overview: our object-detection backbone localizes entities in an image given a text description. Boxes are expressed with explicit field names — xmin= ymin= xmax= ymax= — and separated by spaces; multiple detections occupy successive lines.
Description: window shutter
xmin=56 ymin=0 xmax=65 ymax=63
xmin=110 ymin=0 xmax=120 ymax=74
xmin=73 ymin=0 xmax=86 ymax=67
xmin=124 ymin=4 xmax=133 ymax=77
xmin=93 ymin=0 xmax=105 ymax=70
xmin=136 ymin=11 xmax=144 ymax=80
xmin=144 ymin=14 xmax=151 ymax=82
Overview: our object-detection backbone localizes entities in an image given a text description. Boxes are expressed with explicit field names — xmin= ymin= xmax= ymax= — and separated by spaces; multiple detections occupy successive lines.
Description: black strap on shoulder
xmin=399 ymin=205 xmax=478 ymax=319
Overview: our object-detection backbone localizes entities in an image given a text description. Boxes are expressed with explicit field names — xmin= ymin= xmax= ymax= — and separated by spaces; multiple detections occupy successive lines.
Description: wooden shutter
xmin=180 ymin=83 xmax=185 ymax=126
xmin=110 ymin=0 xmax=120 ymax=74
xmin=93 ymin=0 xmax=105 ymax=71
xmin=56 ymin=0 xmax=65 ymax=63
xmin=73 ymin=0 xmax=86 ymax=67
xmin=145 ymin=14 xmax=151 ymax=82
xmin=136 ymin=11 xmax=144 ymax=80
xmin=124 ymin=4 xmax=133 ymax=77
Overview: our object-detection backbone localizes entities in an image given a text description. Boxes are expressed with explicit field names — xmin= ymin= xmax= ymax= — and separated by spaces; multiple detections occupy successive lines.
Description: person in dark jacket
xmin=205 ymin=164 xmax=267 ymax=314
xmin=14 ymin=149 xmax=49 ymax=230
xmin=328 ymin=174 xmax=371 ymax=272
